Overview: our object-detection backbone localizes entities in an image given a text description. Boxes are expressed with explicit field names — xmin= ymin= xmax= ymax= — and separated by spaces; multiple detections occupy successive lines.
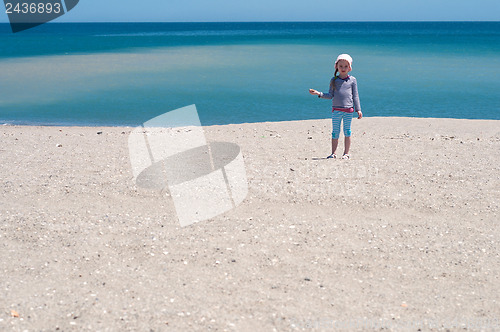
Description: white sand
xmin=1 ymin=117 xmax=499 ymax=331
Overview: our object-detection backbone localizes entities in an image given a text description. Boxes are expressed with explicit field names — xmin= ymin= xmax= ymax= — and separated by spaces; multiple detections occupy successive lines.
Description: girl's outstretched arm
xmin=316 ymin=78 xmax=335 ymax=99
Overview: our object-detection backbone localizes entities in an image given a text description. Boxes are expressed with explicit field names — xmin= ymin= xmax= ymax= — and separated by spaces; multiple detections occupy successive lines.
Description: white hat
xmin=335 ymin=54 xmax=353 ymax=68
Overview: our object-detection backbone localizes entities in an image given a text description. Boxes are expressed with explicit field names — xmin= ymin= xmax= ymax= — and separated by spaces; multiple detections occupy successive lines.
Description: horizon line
xmin=1 ymin=20 xmax=499 ymax=24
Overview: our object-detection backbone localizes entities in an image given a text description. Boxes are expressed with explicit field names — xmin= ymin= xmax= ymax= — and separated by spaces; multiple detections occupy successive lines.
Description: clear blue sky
xmin=1 ymin=0 xmax=500 ymax=23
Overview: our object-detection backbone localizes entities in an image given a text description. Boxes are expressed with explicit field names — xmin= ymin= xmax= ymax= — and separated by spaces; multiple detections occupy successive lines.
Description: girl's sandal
xmin=327 ymin=153 xmax=337 ymax=159
xmin=342 ymin=154 xmax=350 ymax=160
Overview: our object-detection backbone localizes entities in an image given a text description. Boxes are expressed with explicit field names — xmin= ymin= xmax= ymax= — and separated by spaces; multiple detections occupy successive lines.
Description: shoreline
xmin=2 ymin=115 xmax=500 ymax=128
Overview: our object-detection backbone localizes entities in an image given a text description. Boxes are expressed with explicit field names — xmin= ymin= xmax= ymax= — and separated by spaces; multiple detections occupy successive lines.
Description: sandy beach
xmin=1 ymin=117 xmax=499 ymax=331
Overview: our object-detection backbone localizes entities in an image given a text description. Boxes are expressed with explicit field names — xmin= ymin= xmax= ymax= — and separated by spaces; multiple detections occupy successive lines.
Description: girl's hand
xmin=309 ymin=89 xmax=320 ymax=96
xmin=357 ymin=110 xmax=363 ymax=119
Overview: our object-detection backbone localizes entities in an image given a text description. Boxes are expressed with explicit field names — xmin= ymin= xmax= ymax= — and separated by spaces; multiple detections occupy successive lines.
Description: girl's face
xmin=336 ymin=60 xmax=351 ymax=76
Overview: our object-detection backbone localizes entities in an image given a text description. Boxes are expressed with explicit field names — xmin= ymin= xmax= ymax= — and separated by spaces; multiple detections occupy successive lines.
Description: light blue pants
xmin=332 ymin=110 xmax=354 ymax=139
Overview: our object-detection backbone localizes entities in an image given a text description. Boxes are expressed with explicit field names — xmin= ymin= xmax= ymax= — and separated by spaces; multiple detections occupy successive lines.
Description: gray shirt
xmin=319 ymin=75 xmax=361 ymax=111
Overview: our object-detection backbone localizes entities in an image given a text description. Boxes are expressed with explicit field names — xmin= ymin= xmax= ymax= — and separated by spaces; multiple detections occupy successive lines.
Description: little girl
xmin=309 ymin=54 xmax=362 ymax=159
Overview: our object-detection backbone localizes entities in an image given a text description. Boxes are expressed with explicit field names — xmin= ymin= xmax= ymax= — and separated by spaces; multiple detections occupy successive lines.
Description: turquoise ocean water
xmin=0 ymin=22 xmax=499 ymax=126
